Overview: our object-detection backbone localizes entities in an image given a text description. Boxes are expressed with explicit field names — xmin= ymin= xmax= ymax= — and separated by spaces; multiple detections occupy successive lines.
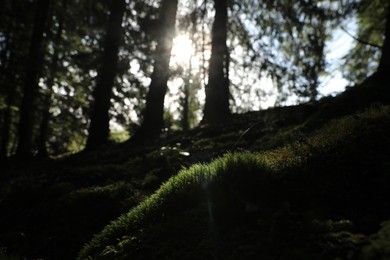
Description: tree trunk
xmin=0 ymin=15 xmax=15 ymax=161
xmin=37 ymin=11 xmax=64 ymax=157
xmin=137 ymin=0 xmax=178 ymax=137
xmin=16 ymin=0 xmax=50 ymax=159
xmin=0 ymin=84 xmax=17 ymax=161
xmin=181 ymin=8 xmax=197 ymax=131
xmin=377 ymin=3 xmax=390 ymax=75
xmin=203 ymin=0 xmax=230 ymax=124
xmin=181 ymin=77 xmax=190 ymax=131
xmin=37 ymin=98 xmax=50 ymax=157
xmin=85 ymin=0 xmax=126 ymax=150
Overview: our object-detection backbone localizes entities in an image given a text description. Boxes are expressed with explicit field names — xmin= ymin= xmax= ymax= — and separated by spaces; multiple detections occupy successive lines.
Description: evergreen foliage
xmin=343 ymin=0 xmax=389 ymax=83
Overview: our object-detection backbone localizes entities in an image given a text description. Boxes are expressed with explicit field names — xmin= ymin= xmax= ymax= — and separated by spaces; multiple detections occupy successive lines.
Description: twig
xmin=341 ymin=26 xmax=382 ymax=49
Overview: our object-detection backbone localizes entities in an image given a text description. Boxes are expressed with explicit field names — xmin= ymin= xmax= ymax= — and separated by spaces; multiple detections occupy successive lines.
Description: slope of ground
xmin=79 ymin=105 xmax=390 ymax=259
xmin=0 ymin=74 xmax=389 ymax=259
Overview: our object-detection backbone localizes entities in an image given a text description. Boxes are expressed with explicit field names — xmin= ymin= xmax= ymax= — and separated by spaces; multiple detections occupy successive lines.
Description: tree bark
xmin=377 ymin=3 xmax=390 ymax=75
xmin=0 ymin=86 xmax=16 ymax=161
xmin=181 ymin=9 xmax=197 ymax=131
xmin=85 ymin=0 xmax=126 ymax=150
xmin=37 ymin=16 xmax=64 ymax=157
xmin=136 ymin=0 xmax=178 ymax=137
xmin=0 ymin=14 xmax=15 ymax=161
xmin=181 ymin=77 xmax=190 ymax=131
xmin=203 ymin=0 xmax=230 ymax=124
xmin=16 ymin=0 xmax=50 ymax=159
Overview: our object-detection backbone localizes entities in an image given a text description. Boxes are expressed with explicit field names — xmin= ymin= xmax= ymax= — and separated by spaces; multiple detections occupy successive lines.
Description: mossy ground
xmin=1 ymin=74 xmax=390 ymax=259
xmin=78 ymin=106 xmax=390 ymax=259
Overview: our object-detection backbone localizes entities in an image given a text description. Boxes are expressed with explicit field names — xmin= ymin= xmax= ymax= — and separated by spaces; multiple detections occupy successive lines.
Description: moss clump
xmin=78 ymin=152 xmax=272 ymax=259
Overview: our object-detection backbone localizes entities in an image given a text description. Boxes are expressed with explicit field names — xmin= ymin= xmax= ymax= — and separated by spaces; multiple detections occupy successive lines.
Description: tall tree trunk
xmin=16 ymin=0 xmax=50 ymax=159
xmin=85 ymin=0 xmax=126 ymax=150
xmin=201 ymin=0 xmax=207 ymax=96
xmin=181 ymin=7 xmax=197 ymax=131
xmin=181 ymin=76 xmax=190 ymax=131
xmin=137 ymin=0 xmax=178 ymax=137
xmin=0 ymin=87 xmax=16 ymax=161
xmin=377 ymin=3 xmax=390 ymax=75
xmin=0 ymin=16 xmax=15 ymax=161
xmin=37 ymin=16 xmax=63 ymax=157
xmin=37 ymin=96 xmax=50 ymax=157
xmin=203 ymin=0 xmax=230 ymax=124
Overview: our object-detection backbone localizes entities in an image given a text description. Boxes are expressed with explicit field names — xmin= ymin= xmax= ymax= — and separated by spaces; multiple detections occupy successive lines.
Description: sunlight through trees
xmin=0 ymin=0 xmax=389 ymax=157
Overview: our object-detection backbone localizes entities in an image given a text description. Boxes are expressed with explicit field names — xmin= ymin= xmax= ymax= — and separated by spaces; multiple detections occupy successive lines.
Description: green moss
xmin=78 ymin=106 xmax=390 ymax=259
xmin=363 ymin=221 xmax=390 ymax=259
xmin=109 ymin=131 xmax=130 ymax=143
xmin=0 ymin=253 xmax=19 ymax=260
xmin=78 ymin=152 xmax=269 ymax=259
xmin=64 ymin=182 xmax=135 ymax=204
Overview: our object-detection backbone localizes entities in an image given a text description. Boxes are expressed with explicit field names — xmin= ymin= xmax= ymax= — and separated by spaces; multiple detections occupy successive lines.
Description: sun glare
xmin=171 ymin=35 xmax=193 ymax=66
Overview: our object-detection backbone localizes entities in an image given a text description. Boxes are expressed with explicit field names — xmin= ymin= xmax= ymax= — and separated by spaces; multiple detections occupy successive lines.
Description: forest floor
xmin=1 ymin=74 xmax=390 ymax=259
